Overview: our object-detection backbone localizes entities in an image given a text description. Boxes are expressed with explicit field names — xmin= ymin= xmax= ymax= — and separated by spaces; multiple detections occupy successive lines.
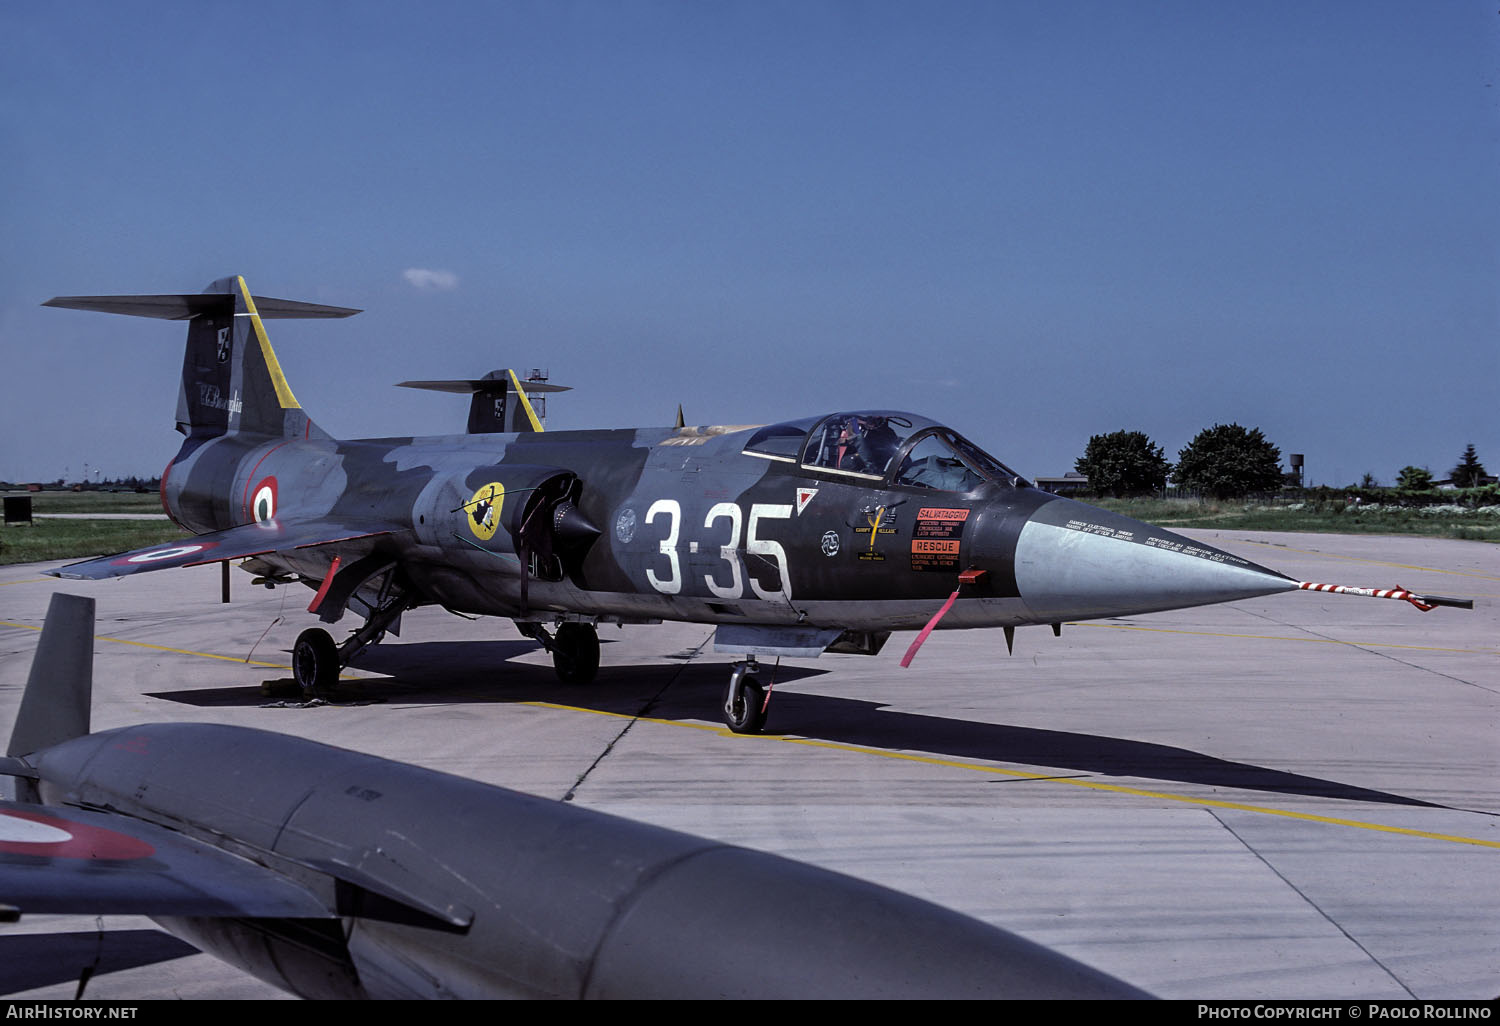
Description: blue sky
xmin=2 ymin=1 xmax=1495 ymax=487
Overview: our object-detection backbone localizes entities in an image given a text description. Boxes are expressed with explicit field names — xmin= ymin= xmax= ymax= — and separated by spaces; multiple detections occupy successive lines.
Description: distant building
xmin=1034 ymin=472 xmax=1090 ymax=496
xmin=1436 ymin=474 xmax=1498 ymax=490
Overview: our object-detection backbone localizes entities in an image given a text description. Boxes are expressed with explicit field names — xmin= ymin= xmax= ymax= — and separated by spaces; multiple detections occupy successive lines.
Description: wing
xmin=44 ymin=517 xmax=399 ymax=581
xmin=0 ymin=802 xmax=331 ymax=918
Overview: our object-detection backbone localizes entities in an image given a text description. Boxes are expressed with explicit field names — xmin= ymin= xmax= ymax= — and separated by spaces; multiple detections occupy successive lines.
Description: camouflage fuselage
xmin=162 ymin=420 xmax=1293 ymax=633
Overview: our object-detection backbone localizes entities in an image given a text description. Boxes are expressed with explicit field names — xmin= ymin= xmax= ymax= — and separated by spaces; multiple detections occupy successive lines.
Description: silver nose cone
xmin=1014 ymin=498 xmax=1297 ymax=622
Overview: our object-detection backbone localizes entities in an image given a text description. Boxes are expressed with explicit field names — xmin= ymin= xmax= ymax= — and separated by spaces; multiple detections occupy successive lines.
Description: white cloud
xmin=402 ymin=267 xmax=459 ymax=291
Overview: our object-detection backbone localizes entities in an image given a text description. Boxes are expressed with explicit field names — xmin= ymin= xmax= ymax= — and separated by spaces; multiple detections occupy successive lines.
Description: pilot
xmin=820 ymin=415 xmax=900 ymax=475
xmin=834 ymin=417 xmax=860 ymax=470
xmin=854 ymin=416 xmax=900 ymax=476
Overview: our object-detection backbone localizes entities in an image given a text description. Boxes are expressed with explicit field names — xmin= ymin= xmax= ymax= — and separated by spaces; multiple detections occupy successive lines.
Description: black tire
xmin=552 ymin=622 xmax=600 ymax=684
xmin=724 ymin=675 xmax=767 ymax=735
xmin=292 ymin=627 xmax=340 ymax=693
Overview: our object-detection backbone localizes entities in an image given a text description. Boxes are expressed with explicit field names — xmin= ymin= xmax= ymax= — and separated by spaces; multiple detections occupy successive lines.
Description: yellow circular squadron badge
xmin=465 ymin=482 xmax=505 ymax=541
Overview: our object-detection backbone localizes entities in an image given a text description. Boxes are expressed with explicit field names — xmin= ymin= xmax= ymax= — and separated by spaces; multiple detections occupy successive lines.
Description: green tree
xmin=1396 ymin=466 xmax=1433 ymax=491
xmin=1074 ymin=430 xmax=1170 ymax=497
xmin=1173 ymin=423 xmax=1283 ymax=500
xmin=1449 ymin=444 xmax=1488 ymax=488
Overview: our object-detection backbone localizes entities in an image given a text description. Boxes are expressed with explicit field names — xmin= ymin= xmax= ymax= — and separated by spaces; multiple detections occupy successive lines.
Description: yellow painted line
xmin=0 ymin=578 xmax=49 ymax=586
xmin=237 ymin=276 xmax=301 ymax=410
xmin=1230 ymin=537 xmax=1500 ymax=582
xmin=507 ymin=369 xmax=544 ymax=432
xmin=523 ymin=701 xmax=1500 ymax=850
xmin=782 ymin=739 xmax=1500 ymax=850
xmin=0 ymin=619 xmax=288 ymax=669
xmin=98 ymin=635 xmax=289 ymax=669
xmin=1069 ymin=621 xmax=1496 ymax=655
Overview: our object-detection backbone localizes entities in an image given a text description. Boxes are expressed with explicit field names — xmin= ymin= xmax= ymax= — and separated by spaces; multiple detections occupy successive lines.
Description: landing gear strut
xmin=723 ymin=658 xmax=768 ymax=735
xmin=292 ymin=587 xmax=413 ymax=694
xmin=518 ymin=622 xmax=601 ymax=684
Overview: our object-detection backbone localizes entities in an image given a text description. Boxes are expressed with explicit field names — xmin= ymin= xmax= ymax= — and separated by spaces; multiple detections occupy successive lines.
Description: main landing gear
xmin=292 ymin=589 xmax=412 ymax=694
xmin=517 ymin=621 xmax=601 ymax=684
xmin=292 ymin=628 xmax=339 ymax=691
xmin=723 ymin=658 xmax=768 ymax=735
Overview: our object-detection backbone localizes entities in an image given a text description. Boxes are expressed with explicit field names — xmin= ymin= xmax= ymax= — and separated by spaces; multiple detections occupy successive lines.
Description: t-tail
xmin=397 ymin=369 xmax=570 ymax=433
xmin=44 ymin=276 xmax=359 ymax=442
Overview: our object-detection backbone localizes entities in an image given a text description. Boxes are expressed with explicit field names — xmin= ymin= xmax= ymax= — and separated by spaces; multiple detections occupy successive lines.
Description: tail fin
xmin=44 ymin=276 xmax=359 ymax=440
xmin=397 ymin=368 xmax=570 ymax=433
xmin=6 ymin=594 xmax=95 ymax=760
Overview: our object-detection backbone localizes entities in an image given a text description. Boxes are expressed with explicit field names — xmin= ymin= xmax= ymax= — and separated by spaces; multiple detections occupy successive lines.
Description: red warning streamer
xmin=900 ymin=589 xmax=960 ymax=668
xmin=900 ymin=569 xmax=990 ymax=668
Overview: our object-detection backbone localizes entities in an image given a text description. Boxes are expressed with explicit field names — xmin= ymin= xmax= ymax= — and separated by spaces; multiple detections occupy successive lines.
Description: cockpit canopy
xmin=742 ymin=411 xmax=1029 ymax=493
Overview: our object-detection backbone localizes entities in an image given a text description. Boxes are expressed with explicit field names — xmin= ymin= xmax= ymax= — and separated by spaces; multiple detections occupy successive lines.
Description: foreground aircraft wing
xmin=45 ymin=517 xmax=400 ymax=581
xmin=0 ymin=802 xmax=331 ymax=918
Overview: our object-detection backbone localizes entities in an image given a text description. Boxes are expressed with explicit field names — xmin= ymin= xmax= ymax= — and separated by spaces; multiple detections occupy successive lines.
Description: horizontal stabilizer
xmin=44 ymin=294 xmax=361 ymax=320
xmin=397 ymin=368 xmax=564 ymax=433
xmin=399 ymin=378 xmax=571 ymax=395
xmin=46 ymin=517 xmax=398 ymax=581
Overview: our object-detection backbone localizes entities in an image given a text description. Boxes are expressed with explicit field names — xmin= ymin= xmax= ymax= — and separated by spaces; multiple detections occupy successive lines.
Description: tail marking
xmin=236 ymin=276 xmax=300 ymax=411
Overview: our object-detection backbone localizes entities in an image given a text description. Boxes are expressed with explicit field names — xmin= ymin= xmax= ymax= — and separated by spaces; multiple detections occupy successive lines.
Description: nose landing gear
xmin=723 ymin=658 xmax=769 ymax=734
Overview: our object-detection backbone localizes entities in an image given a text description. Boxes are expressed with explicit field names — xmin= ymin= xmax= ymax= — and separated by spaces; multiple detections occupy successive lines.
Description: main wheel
xmin=724 ymin=675 xmax=767 ymax=735
xmin=292 ymin=627 xmax=340 ymax=693
xmin=552 ymin=622 xmax=600 ymax=684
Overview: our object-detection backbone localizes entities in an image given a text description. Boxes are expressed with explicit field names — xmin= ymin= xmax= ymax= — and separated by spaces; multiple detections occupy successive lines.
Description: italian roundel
xmin=0 ymin=807 xmax=155 ymax=860
xmin=251 ymin=476 xmax=277 ymax=524
xmin=115 ymin=540 xmax=218 ymax=566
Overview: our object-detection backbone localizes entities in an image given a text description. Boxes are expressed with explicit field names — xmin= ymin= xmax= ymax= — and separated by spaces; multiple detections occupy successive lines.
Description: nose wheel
xmin=723 ymin=659 xmax=768 ymax=734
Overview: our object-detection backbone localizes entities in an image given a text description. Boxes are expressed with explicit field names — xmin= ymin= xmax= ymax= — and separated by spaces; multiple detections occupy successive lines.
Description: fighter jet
xmin=0 ymin=593 xmax=1148 ymax=999
xmin=42 ymin=278 xmax=1470 ymax=734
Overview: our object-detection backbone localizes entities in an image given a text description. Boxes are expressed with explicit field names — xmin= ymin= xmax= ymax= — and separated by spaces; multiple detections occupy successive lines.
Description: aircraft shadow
xmin=147 ymin=640 xmax=829 ymax=711
xmin=0 ymin=929 xmax=199 ymax=995
xmin=147 ymin=640 xmax=551 ymax=706
xmin=145 ymin=641 xmax=1436 ymax=809
xmin=745 ymin=691 xmax=1441 ymax=809
xmin=637 ymin=669 xmax=1441 ymax=810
